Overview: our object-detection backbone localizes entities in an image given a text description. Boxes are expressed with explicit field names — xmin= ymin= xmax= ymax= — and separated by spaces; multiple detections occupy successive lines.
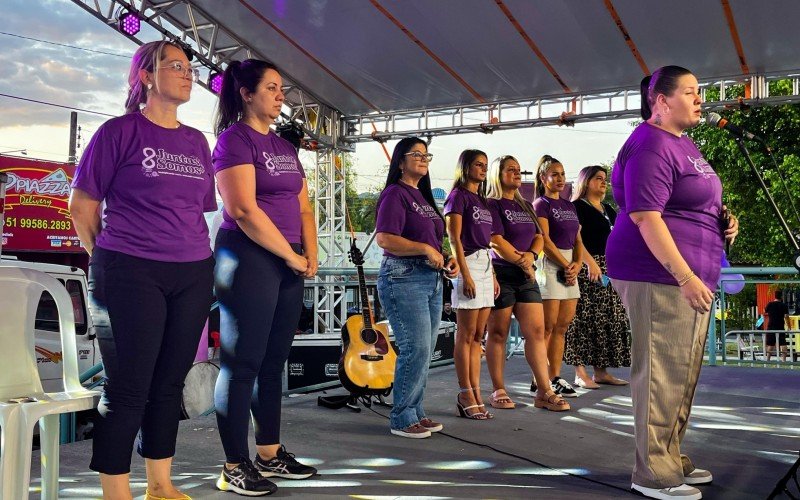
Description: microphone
xmin=706 ymin=112 xmax=763 ymax=143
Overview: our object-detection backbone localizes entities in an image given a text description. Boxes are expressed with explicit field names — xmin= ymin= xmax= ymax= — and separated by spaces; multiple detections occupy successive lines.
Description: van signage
xmin=0 ymin=155 xmax=81 ymax=252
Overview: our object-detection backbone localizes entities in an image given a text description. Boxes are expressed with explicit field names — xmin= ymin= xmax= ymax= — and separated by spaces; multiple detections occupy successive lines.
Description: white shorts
xmin=537 ymin=247 xmax=580 ymax=301
xmin=451 ymin=249 xmax=495 ymax=309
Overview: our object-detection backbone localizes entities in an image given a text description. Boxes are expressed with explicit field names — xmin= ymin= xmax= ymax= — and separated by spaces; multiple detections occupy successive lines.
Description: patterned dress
xmin=563 ymin=200 xmax=631 ymax=367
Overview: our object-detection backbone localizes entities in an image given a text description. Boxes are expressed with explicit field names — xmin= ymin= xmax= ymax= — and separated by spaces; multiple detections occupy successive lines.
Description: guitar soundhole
xmin=361 ymin=329 xmax=389 ymax=355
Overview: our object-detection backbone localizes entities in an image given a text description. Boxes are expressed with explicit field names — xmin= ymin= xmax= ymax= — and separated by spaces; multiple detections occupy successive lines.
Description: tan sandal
xmin=489 ymin=389 xmax=516 ymax=409
xmin=534 ymin=390 xmax=570 ymax=412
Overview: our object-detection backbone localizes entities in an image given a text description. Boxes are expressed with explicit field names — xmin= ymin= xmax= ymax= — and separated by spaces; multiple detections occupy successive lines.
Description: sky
xmin=0 ymin=0 xmax=637 ymax=193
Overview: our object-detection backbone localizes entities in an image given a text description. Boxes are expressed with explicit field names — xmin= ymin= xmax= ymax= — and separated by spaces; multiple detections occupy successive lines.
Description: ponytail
xmin=640 ymin=74 xmax=653 ymax=121
xmin=214 ymin=59 xmax=279 ymax=136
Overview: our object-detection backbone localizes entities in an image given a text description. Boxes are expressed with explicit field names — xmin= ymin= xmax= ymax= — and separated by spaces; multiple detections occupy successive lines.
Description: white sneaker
xmin=631 ymin=483 xmax=702 ymax=499
xmin=683 ymin=468 xmax=712 ymax=485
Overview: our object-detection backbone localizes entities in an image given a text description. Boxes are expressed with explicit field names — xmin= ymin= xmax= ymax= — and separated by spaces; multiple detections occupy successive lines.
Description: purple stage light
xmin=209 ymin=72 xmax=223 ymax=94
xmin=118 ymin=11 xmax=141 ymax=36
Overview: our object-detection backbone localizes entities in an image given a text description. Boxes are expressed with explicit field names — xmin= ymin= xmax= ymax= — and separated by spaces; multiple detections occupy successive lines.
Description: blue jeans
xmin=377 ymin=257 xmax=442 ymax=430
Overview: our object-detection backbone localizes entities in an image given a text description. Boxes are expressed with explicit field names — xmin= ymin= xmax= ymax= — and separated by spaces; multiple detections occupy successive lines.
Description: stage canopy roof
xmin=73 ymin=0 xmax=800 ymax=144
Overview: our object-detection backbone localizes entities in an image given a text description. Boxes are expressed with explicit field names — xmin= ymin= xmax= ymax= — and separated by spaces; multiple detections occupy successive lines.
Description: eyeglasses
xmin=158 ymin=61 xmax=200 ymax=82
xmin=405 ymin=152 xmax=434 ymax=162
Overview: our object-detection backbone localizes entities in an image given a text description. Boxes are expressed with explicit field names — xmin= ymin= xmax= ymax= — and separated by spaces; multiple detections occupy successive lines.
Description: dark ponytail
xmin=640 ymin=74 xmax=654 ymax=120
xmin=640 ymin=65 xmax=694 ymax=120
xmin=214 ymin=59 xmax=279 ymax=136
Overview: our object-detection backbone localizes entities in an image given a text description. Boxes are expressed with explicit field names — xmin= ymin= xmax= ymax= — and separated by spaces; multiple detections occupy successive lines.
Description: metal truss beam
xmin=343 ymin=71 xmax=800 ymax=144
xmin=69 ymin=0 xmax=350 ymax=150
xmin=312 ymin=149 xmax=348 ymax=335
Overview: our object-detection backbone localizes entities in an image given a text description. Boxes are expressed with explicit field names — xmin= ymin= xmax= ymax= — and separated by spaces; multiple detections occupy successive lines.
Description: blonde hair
xmin=124 ymin=40 xmax=181 ymax=114
xmin=487 ymin=155 xmax=542 ymax=232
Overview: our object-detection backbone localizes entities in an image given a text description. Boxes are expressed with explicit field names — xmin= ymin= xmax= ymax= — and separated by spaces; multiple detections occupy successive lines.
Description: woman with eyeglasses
xmin=445 ymin=149 xmax=499 ymax=420
xmin=485 ymin=156 xmax=570 ymax=412
xmin=70 ymin=40 xmax=215 ymax=499
xmin=375 ymin=138 xmax=459 ymax=438
xmin=606 ymin=65 xmax=738 ymax=499
xmin=211 ymin=59 xmax=318 ymax=495
xmin=532 ymin=155 xmax=582 ymax=399
xmin=564 ymin=165 xmax=630 ymax=390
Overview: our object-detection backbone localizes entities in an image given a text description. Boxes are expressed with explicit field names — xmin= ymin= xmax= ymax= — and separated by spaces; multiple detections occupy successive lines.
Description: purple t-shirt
xmin=488 ymin=198 xmax=539 ymax=266
xmin=72 ymin=113 xmax=215 ymax=262
xmin=606 ymin=122 xmax=723 ymax=289
xmin=533 ymin=196 xmax=580 ymax=250
xmin=375 ymin=182 xmax=444 ymax=257
xmin=212 ymin=122 xmax=306 ymax=244
xmin=444 ymin=187 xmax=493 ymax=256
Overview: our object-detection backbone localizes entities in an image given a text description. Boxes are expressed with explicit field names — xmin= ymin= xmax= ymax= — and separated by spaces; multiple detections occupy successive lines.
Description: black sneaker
xmin=216 ymin=458 xmax=277 ymax=496
xmin=254 ymin=445 xmax=317 ymax=479
xmin=551 ymin=377 xmax=578 ymax=398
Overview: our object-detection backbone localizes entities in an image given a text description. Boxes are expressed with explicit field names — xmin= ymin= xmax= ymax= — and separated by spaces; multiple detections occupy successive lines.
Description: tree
xmin=688 ymin=80 xmax=800 ymax=267
xmin=306 ymin=153 xmax=385 ymax=235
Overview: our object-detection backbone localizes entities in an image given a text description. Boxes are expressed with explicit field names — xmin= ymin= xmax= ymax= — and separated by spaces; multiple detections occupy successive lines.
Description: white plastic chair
xmin=0 ymin=265 xmax=99 ymax=500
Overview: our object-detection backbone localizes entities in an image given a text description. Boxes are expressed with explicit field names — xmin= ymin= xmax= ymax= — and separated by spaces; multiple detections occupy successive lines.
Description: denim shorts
xmin=493 ymin=264 xmax=542 ymax=309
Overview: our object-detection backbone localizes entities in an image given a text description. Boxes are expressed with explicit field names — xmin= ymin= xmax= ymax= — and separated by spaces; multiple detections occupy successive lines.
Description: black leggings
xmin=213 ymin=229 xmax=304 ymax=463
xmin=88 ymin=247 xmax=214 ymax=474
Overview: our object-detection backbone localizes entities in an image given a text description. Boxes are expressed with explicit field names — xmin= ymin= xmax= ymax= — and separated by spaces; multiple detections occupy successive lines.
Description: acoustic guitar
xmin=339 ymin=241 xmax=397 ymax=395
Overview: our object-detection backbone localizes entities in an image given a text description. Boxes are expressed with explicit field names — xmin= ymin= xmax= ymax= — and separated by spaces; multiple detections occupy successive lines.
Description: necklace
xmin=141 ymin=108 xmax=180 ymax=129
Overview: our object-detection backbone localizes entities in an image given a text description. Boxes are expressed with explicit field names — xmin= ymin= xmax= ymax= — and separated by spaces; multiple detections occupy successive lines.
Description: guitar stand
xmin=317 ymin=393 xmax=362 ymax=413
xmin=317 ymin=392 xmax=393 ymax=413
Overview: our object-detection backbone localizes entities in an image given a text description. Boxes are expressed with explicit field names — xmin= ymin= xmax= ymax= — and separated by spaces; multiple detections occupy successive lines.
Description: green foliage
xmin=307 ymin=153 xmax=383 ymax=234
xmin=687 ymin=80 xmax=800 ymax=267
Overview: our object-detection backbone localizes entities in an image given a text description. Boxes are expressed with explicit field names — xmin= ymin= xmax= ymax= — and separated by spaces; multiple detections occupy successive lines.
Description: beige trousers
xmin=612 ymin=279 xmax=710 ymax=488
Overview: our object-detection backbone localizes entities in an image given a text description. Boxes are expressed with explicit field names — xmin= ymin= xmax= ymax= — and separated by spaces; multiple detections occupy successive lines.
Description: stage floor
xmin=33 ymin=357 xmax=800 ymax=499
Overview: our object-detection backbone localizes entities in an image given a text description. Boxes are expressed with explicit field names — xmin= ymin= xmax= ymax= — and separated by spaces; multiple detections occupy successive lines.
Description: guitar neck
xmin=356 ymin=264 xmax=373 ymax=329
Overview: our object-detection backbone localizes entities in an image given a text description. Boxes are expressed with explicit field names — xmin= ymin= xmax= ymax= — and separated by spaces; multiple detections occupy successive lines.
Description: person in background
xmin=69 ymin=40 xmax=216 ymax=500
xmin=212 ymin=58 xmax=318 ymax=495
xmin=764 ymin=289 xmax=790 ymax=362
xmin=532 ymin=155 xmax=583 ymax=399
xmin=442 ymin=302 xmax=457 ymax=322
xmin=485 ymin=156 xmax=569 ymax=411
xmin=445 ymin=149 xmax=499 ymax=420
xmin=375 ymin=137 xmax=459 ymax=438
xmin=565 ymin=165 xmax=631 ymax=389
xmin=606 ymin=65 xmax=739 ymax=500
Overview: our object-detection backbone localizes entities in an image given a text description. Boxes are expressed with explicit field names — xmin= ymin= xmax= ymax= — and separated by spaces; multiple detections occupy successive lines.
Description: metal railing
xmin=709 ymin=266 xmax=800 ymax=366
xmin=722 ymin=329 xmax=799 ymax=363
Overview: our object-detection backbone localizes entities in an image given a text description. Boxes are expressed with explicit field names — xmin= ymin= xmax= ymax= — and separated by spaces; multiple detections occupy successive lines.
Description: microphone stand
xmin=738 ymin=138 xmax=800 ymax=498
xmin=734 ymin=138 xmax=800 ymax=272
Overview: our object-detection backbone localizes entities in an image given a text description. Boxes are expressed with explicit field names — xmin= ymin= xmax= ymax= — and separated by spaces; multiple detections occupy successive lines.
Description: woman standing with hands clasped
xmin=532 ymin=155 xmax=583 ymax=399
xmin=445 ymin=149 xmax=499 ymax=420
xmin=70 ymin=40 xmax=216 ymax=500
xmin=607 ymin=65 xmax=738 ymax=500
xmin=212 ymin=59 xmax=318 ymax=496
xmin=565 ymin=165 xmax=631 ymax=390
xmin=485 ymin=156 xmax=569 ymax=411
xmin=375 ymin=137 xmax=459 ymax=439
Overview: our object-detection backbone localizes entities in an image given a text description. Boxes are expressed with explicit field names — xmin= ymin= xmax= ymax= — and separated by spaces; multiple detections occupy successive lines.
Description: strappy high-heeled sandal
xmin=456 ymin=387 xmax=488 ymax=420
